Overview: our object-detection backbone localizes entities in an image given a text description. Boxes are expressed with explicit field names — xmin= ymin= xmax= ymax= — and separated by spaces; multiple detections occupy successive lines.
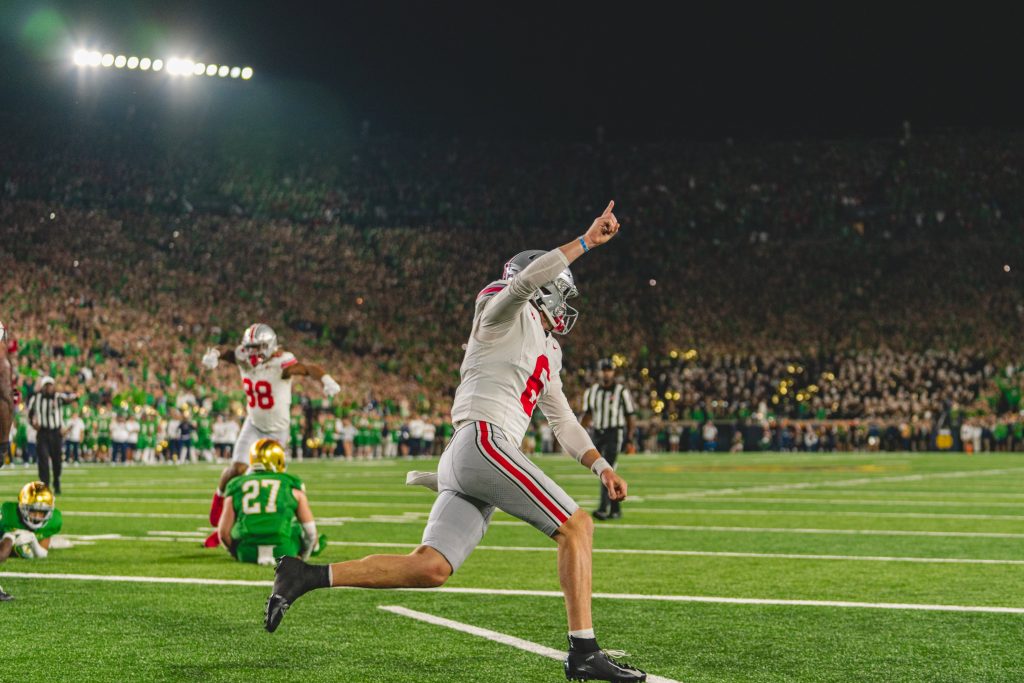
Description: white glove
xmin=4 ymin=529 xmax=33 ymax=546
xmin=301 ymin=521 xmax=319 ymax=561
xmin=321 ymin=375 xmax=341 ymax=398
xmin=4 ymin=529 xmax=46 ymax=558
xmin=201 ymin=348 xmax=220 ymax=370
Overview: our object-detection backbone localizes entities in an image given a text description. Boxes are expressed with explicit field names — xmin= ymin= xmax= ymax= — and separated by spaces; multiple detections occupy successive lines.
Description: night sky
xmin=2 ymin=2 xmax=1022 ymax=139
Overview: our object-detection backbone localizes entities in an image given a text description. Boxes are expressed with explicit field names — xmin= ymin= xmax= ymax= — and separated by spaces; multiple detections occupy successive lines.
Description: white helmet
xmin=0 ymin=320 xmax=6 ymax=343
xmin=240 ymin=323 xmax=278 ymax=367
xmin=502 ymin=251 xmax=579 ymax=335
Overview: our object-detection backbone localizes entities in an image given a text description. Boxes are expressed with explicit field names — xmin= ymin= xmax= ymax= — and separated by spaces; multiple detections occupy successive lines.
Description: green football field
xmin=3 ymin=452 xmax=1024 ymax=682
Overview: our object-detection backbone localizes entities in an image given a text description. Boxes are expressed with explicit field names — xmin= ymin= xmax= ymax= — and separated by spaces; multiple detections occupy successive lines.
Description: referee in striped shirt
xmin=26 ymin=376 xmax=76 ymax=494
xmin=581 ymin=359 xmax=636 ymax=520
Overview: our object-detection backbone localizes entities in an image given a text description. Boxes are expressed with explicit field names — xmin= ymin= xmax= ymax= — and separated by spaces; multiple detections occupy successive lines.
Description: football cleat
xmin=405 ymin=470 xmax=439 ymax=492
xmin=565 ymin=647 xmax=646 ymax=682
xmin=265 ymin=556 xmax=326 ymax=633
xmin=0 ymin=586 xmax=12 ymax=601
xmin=592 ymin=510 xmax=610 ymax=521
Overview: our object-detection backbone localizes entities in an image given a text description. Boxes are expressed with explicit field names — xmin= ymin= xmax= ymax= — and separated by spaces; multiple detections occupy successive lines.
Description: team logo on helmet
xmin=249 ymin=438 xmax=287 ymax=473
xmin=18 ymin=481 xmax=55 ymax=531
xmin=502 ymin=251 xmax=579 ymax=335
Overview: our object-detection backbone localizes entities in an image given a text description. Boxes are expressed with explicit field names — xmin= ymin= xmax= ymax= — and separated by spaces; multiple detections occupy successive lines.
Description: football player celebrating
xmin=0 ymin=321 xmax=14 ymax=468
xmin=0 ymin=481 xmax=62 ymax=601
xmin=266 ymin=202 xmax=647 ymax=682
xmin=201 ymin=324 xmax=340 ymax=545
xmin=218 ymin=438 xmax=326 ymax=565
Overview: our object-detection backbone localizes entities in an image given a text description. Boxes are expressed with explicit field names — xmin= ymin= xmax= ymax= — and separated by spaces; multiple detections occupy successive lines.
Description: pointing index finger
xmin=602 ymin=200 xmax=615 ymax=217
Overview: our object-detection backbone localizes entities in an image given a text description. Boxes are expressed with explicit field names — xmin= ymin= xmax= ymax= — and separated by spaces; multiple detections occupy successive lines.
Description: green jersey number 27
xmin=241 ymin=478 xmax=282 ymax=514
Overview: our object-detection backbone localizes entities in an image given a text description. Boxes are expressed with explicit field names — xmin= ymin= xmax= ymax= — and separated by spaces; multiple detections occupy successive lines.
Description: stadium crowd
xmin=2 ymin=113 xmax=1024 ymax=456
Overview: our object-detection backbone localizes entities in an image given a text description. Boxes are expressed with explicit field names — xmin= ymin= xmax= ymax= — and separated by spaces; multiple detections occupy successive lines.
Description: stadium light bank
xmin=72 ymin=49 xmax=253 ymax=81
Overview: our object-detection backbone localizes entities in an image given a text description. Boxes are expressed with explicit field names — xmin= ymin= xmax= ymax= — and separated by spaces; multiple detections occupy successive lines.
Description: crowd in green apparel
xmin=4 ymin=120 xmax=1024 ymax=444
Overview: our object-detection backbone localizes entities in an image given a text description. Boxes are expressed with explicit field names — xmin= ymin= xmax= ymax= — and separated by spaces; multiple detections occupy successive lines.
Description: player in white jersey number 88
xmin=266 ymin=202 xmax=647 ymax=682
xmin=200 ymin=324 xmax=341 ymax=545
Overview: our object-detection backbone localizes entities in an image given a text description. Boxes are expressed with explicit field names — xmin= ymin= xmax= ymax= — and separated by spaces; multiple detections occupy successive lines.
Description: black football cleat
xmin=0 ymin=586 xmax=13 ymax=602
xmin=565 ymin=648 xmax=646 ymax=682
xmin=608 ymin=511 xmax=622 ymax=520
xmin=265 ymin=556 xmax=325 ymax=633
xmin=592 ymin=510 xmax=610 ymax=521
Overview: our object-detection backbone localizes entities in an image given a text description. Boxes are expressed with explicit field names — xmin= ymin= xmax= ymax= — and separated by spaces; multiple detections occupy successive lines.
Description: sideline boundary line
xmin=5 ymin=572 xmax=1024 ymax=614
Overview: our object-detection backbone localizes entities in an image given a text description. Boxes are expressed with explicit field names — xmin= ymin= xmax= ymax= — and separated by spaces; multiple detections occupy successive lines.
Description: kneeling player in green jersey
xmin=0 ymin=481 xmax=63 ymax=601
xmin=218 ymin=439 xmax=326 ymax=566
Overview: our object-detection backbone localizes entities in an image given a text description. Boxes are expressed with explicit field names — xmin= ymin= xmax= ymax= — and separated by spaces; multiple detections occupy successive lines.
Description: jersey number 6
xmin=243 ymin=379 xmax=275 ymax=409
xmin=519 ymin=355 xmax=551 ymax=416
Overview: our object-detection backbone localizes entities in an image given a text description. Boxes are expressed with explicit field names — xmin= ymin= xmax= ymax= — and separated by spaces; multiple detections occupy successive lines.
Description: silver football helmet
xmin=240 ymin=323 xmax=279 ymax=367
xmin=0 ymin=320 xmax=6 ymax=343
xmin=502 ymin=250 xmax=579 ymax=335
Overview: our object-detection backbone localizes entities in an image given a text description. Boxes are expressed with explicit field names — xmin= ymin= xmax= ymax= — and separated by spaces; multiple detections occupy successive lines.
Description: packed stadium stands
xmin=3 ymin=112 xmax=1023 ymax=454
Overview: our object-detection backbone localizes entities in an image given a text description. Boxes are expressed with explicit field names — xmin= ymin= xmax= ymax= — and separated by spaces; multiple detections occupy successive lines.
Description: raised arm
xmin=479 ymin=201 xmax=621 ymax=334
xmin=201 ymin=346 xmax=236 ymax=370
xmin=281 ymin=361 xmax=327 ymax=380
xmin=282 ymin=362 xmax=340 ymax=398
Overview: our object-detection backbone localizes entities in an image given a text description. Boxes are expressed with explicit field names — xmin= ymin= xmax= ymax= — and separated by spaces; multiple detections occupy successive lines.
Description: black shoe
xmin=565 ymin=647 xmax=646 ymax=681
xmin=592 ymin=510 xmax=610 ymax=521
xmin=608 ymin=511 xmax=622 ymax=520
xmin=0 ymin=586 xmax=13 ymax=602
xmin=265 ymin=556 xmax=326 ymax=633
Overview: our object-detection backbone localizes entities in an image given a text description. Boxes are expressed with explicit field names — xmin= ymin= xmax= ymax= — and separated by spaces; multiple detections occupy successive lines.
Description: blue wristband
xmin=579 ymin=236 xmax=589 ymax=253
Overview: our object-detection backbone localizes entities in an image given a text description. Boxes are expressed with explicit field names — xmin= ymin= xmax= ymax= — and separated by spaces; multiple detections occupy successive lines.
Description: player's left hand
xmin=600 ymin=469 xmax=628 ymax=501
xmin=321 ymin=374 xmax=341 ymax=397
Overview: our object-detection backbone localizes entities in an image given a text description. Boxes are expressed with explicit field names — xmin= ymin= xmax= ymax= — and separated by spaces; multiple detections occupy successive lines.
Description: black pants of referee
xmin=36 ymin=428 xmax=63 ymax=492
xmin=594 ymin=428 xmax=622 ymax=515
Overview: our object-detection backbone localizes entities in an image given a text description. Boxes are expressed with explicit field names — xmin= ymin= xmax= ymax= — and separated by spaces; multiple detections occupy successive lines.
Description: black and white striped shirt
xmin=582 ymin=383 xmax=635 ymax=430
xmin=26 ymin=392 xmax=71 ymax=430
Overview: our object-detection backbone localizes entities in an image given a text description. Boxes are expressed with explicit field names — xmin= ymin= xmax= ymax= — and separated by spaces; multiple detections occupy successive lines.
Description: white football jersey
xmin=450 ymin=279 xmax=568 ymax=448
xmin=235 ymin=348 xmax=297 ymax=433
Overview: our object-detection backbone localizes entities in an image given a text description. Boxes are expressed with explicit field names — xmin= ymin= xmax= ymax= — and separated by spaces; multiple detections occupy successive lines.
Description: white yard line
xmin=378 ymin=605 xmax=679 ymax=683
xmin=640 ymin=495 xmax=1024 ymax=508
xmin=57 ymin=497 xmax=1023 ymax=517
xmin=620 ymin=508 xmax=1024 ymax=521
xmin=58 ymin=510 xmax=1024 ymax=538
xmin=314 ymin=516 xmax=1024 ymax=538
xmin=4 ymin=571 xmax=1024 ymax=615
xmin=63 ymin=496 xmax=431 ymax=509
xmin=61 ymin=534 xmax=1024 ymax=566
xmin=665 ymin=467 xmax=1024 ymax=498
xmin=64 ymin=510 xmax=208 ymax=519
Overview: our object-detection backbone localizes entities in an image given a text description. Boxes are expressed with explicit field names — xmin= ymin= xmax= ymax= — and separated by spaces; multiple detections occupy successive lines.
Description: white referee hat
xmin=38 ymin=376 xmax=55 ymax=388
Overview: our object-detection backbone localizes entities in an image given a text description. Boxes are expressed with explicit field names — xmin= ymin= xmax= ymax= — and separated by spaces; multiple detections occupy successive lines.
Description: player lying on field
xmin=202 ymin=323 xmax=340 ymax=547
xmin=0 ymin=481 xmax=62 ymax=601
xmin=266 ymin=202 xmax=647 ymax=682
xmin=218 ymin=438 xmax=326 ymax=566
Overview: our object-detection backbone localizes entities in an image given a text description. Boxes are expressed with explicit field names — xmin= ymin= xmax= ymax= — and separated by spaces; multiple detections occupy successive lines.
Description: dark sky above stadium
xmin=3 ymin=2 xmax=1022 ymax=139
